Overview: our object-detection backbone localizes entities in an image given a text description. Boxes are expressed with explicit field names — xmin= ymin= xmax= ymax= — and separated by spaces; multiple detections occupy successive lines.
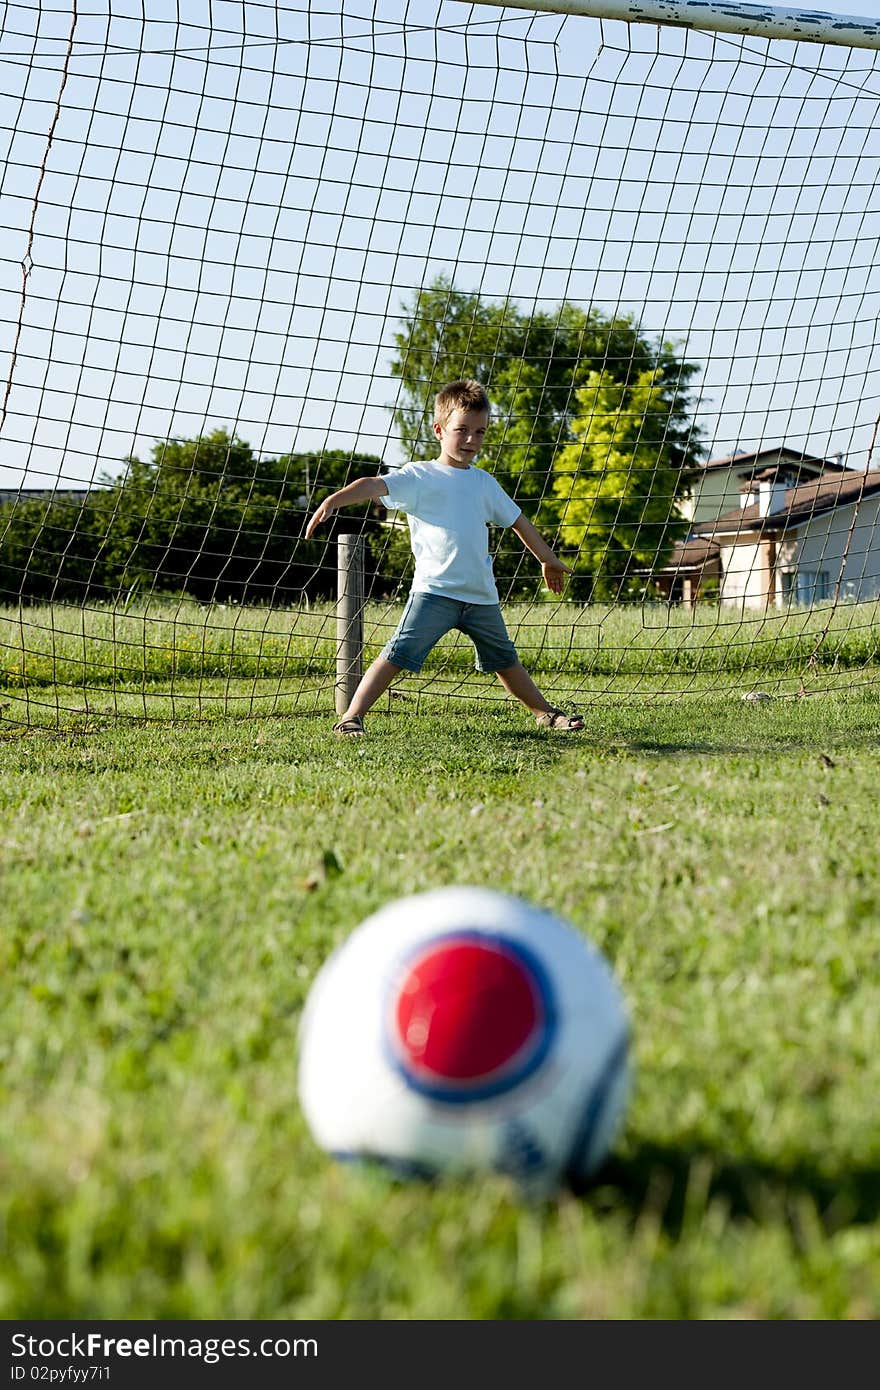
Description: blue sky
xmin=0 ymin=0 xmax=878 ymax=492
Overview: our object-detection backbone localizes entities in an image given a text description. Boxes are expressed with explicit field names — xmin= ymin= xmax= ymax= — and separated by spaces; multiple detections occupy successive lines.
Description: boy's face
xmin=433 ymin=406 xmax=489 ymax=468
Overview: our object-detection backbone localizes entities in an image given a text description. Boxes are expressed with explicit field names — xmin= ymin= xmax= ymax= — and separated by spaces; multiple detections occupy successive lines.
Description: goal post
xmin=1 ymin=1 xmax=879 ymax=727
xmin=473 ymin=0 xmax=880 ymax=51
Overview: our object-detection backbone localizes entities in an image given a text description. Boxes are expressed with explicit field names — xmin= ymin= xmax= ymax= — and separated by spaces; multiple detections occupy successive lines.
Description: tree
xmin=390 ymin=276 xmax=702 ymax=593
xmin=551 ymin=369 xmax=698 ymax=600
xmin=0 ymin=431 xmax=386 ymax=605
xmin=0 ymin=491 xmax=118 ymax=603
xmin=98 ymin=431 xmax=384 ymax=602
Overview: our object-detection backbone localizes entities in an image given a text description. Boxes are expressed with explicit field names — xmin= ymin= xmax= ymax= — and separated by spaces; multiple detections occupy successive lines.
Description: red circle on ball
xmin=394 ymin=938 xmax=542 ymax=1080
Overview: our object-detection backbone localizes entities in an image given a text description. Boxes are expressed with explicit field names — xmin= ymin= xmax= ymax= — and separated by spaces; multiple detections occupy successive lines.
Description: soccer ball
xmin=297 ymin=886 xmax=631 ymax=1195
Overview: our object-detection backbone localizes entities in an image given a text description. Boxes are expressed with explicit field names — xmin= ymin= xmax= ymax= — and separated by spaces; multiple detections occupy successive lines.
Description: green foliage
xmin=0 ymin=491 xmax=118 ymax=603
xmin=389 ymin=276 xmax=702 ymax=591
xmin=2 ymin=285 xmax=703 ymax=606
xmin=99 ymin=430 xmax=383 ymax=602
xmin=552 ymin=369 xmax=698 ymax=600
xmin=0 ymin=431 xmax=383 ymax=604
xmin=367 ymin=518 xmax=413 ymax=595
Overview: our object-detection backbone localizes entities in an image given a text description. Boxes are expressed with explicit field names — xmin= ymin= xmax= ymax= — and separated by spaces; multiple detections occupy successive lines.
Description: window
xmin=793 ymin=569 xmax=830 ymax=604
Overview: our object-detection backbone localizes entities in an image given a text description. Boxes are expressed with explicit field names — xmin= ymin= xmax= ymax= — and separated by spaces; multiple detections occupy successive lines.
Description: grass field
xmin=3 ymin=596 xmax=880 ymax=698
xmin=2 ymin=681 xmax=880 ymax=1318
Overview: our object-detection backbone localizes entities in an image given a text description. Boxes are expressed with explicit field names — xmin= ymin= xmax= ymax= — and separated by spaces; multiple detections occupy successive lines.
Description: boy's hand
xmin=542 ymin=558 xmax=571 ymax=595
xmin=305 ymin=499 xmax=335 ymax=539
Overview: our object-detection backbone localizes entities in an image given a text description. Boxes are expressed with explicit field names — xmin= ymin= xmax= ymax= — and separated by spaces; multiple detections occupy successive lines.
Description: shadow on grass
xmin=497 ymin=729 xmax=880 ymax=759
xmin=586 ymin=1143 xmax=880 ymax=1235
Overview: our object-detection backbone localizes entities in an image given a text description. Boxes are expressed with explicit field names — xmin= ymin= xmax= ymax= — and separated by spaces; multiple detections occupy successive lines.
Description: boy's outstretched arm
xmin=511 ymin=512 xmax=571 ymax=596
xmin=305 ymin=476 xmax=389 ymax=539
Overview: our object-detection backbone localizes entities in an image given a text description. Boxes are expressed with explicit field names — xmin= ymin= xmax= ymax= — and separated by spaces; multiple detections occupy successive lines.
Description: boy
xmin=305 ymin=378 xmax=583 ymax=737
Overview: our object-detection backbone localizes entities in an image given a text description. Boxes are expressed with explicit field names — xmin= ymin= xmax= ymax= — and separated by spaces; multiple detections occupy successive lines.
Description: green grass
xmin=3 ymin=596 xmax=880 ymax=703
xmin=2 ymin=689 xmax=880 ymax=1318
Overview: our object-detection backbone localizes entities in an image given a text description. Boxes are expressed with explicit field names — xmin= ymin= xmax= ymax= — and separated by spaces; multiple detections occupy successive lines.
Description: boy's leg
xmin=495 ymin=661 xmax=553 ymax=716
xmin=495 ymin=662 xmax=584 ymax=730
xmin=458 ymin=607 xmax=583 ymax=731
xmin=335 ymin=594 xmax=458 ymax=733
xmin=334 ymin=655 xmax=402 ymax=733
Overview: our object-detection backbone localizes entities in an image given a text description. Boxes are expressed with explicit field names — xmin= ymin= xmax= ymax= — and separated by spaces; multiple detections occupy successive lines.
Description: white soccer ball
xmin=297 ymin=886 xmax=631 ymax=1195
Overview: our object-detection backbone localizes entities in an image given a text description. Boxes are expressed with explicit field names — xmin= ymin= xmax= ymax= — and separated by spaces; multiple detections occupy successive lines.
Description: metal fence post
xmin=336 ymin=533 xmax=364 ymax=714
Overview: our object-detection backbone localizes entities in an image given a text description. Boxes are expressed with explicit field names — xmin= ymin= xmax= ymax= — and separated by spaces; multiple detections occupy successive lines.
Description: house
xmin=679 ymin=446 xmax=837 ymax=527
xmin=655 ymin=447 xmax=880 ymax=609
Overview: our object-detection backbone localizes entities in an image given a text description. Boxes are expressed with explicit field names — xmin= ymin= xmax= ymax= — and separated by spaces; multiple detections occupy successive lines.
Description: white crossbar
xmin=473 ymin=0 xmax=880 ymax=50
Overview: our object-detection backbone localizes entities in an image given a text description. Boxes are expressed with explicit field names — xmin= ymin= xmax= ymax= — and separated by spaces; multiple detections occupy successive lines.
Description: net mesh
xmin=1 ymin=1 xmax=879 ymax=728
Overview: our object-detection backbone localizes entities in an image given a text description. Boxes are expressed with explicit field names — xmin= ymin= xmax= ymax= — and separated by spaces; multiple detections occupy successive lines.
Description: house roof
xmin=660 ymin=535 xmax=721 ymax=574
xmin=700 ymin=446 xmax=838 ymax=476
xmin=749 ymin=464 xmax=816 ymax=484
xmin=693 ymin=468 xmax=880 ymax=540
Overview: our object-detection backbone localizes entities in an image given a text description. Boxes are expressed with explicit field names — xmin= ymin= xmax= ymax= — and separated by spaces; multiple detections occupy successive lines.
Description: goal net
xmin=1 ymin=0 xmax=879 ymax=727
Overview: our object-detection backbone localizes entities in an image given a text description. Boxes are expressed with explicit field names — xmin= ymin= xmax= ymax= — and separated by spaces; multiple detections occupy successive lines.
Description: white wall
xmin=719 ymin=541 xmax=771 ymax=609
xmin=680 ymin=468 xmax=751 ymax=525
xmin=777 ymin=494 xmax=880 ymax=604
xmin=682 ymin=451 xmax=822 ymax=526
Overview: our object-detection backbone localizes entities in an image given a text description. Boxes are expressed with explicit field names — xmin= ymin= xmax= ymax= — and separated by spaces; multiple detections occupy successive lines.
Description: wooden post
xmin=336 ymin=533 xmax=364 ymax=715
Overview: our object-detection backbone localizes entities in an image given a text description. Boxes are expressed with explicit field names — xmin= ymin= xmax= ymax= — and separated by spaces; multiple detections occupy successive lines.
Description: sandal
xmin=332 ymin=716 xmax=365 ymax=737
xmin=536 ymin=707 xmax=584 ymax=732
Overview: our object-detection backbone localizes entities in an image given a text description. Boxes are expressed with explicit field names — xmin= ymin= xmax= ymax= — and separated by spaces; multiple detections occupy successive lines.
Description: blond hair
xmin=433 ymin=378 xmax=490 ymax=425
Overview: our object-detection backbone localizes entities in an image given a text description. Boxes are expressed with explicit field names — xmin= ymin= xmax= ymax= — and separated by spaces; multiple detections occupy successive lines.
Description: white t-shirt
xmin=381 ymin=460 xmax=521 ymax=604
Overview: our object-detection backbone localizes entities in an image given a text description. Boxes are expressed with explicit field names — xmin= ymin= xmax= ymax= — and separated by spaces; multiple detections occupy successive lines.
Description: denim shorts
xmin=381 ymin=592 xmax=519 ymax=674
